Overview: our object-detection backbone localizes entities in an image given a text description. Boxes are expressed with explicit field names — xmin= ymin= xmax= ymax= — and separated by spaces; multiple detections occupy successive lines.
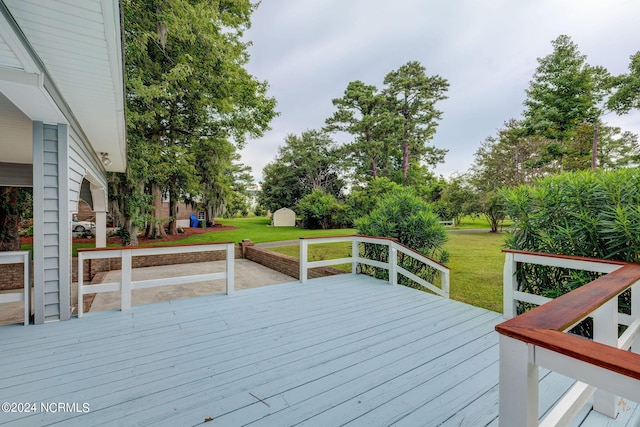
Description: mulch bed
xmin=20 ymin=224 xmax=238 ymax=246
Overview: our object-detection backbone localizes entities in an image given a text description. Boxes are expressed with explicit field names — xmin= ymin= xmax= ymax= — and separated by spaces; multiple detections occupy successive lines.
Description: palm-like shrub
xmin=355 ymin=188 xmax=449 ymax=289
xmin=503 ymin=169 xmax=640 ymax=335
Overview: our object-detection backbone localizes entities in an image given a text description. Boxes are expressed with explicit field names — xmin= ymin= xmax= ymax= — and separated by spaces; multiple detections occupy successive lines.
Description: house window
xmin=197 ymin=211 xmax=206 ymax=220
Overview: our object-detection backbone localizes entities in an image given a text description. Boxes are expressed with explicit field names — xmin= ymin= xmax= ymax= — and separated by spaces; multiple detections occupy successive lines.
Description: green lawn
xmin=22 ymin=216 xmax=355 ymax=256
xmin=174 ymin=216 xmax=356 ymax=244
xmin=450 ymin=215 xmax=513 ymax=231
xmin=444 ymin=232 xmax=505 ymax=312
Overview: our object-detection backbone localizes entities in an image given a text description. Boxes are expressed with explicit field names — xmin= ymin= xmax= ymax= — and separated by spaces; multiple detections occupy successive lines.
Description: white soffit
xmin=2 ymin=0 xmax=126 ymax=172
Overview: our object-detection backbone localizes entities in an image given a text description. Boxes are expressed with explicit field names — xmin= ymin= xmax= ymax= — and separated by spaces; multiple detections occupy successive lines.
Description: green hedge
xmin=503 ymin=168 xmax=640 ymax=334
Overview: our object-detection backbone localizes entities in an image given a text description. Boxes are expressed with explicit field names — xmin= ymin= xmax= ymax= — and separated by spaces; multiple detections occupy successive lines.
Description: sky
xmin=240 ymin=0 xmax=640 ymax=181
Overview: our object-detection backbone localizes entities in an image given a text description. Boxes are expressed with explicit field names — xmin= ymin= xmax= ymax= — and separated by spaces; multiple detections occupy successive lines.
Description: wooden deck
xmin=0 ymin=274 xmax=639 ymax=426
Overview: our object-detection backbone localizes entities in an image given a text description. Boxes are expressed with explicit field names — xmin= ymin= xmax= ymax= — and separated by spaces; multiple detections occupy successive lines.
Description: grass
xmin=167 ymin=216 xmax=356 ymax=245
xmin=21 ymin=216 xmax=355 ymax=256
xmin=269 ymin=230 xmax=507 ymax=313
xmin=450 ymin=215 xmax=513 ymax=230
xmin=444 ymin=232 xmax=505 ymax=312
xmin=270 ymin=242 xmax=352 ymax=272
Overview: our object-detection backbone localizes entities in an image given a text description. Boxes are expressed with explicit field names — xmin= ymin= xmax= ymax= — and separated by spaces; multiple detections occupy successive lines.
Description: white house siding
xmin=68 ymin=127 xmax=107 ymax=212
xmin=0 ymin=36 xmax=21 ymax=69
xmin=33 ymin=122 xmax=71 ymax=323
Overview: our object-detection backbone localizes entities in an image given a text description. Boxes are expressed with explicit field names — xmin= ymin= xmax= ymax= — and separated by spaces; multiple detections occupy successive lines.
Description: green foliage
xmin=355 ymin=188 xmax=448 ymax=289
xmin=608 ymin=52 xmax=640 ymax=114
xmin=325 ymin=80 xmax=399 ymax=181
xmin=114 ymin=0 xmax=276 ymax=242
xmin=325 ymin=61 xmax=448 ymax=184
xmin=296 ymin=190 xmax=346 ymax=230
xmin=503 ymin=169 xmax=640 ymax=333
xmin=0 ymin=187 xmax=32 ymax=251
xmin=437 ymin=175 xmax=478 ymax=225
xmin=224 ymin=191 xmax=250 ymax=218
xmin=253 ymin=205 xmax=267 ymax=217
xmin=346 ymin=177 xmax=403 ymax=224
xmin=259 ymin=130 xmax=344 ymax=212
xmin=522 ymin=35 xmax=610 ymax=169
xmin=383 ymin=61 xmax=449 ymax=181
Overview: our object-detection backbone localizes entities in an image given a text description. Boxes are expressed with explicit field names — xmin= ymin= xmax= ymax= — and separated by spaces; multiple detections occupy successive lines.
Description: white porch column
xmin=95 ymin=211 xmax=107 ymax=248
xmin=32 ymin=122 xmax=71 ymax=323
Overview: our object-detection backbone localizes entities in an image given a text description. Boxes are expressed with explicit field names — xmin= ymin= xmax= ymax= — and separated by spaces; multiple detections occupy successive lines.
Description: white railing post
xmin=22 ymin=252 xmax=29 ymax=325
xmin=78 ymin=252 xmax=84 ymax=318
xmin=226 ymin=243 xmax=234 ymax=295
xmin=121 ymin=249 xmax=132 ymax=311
xmin=441 ymin=269 xmax=450 ymax=298
xmin=300 ymin=239 xmax=308 ymax=283
xmin=632 ymin=281 xmax=640 ymax=354
xmin=351 ymin=238 xmax=358 ymax=275
xmin=503 ymin=252 xmax=517 ymax=319
xmin=593 ymin=299 xmax=619 ymax=418
xmin=499 ymin=335 xmax=538 ymax=427
xmin=389 ymin=245 xmax=398 ymax=285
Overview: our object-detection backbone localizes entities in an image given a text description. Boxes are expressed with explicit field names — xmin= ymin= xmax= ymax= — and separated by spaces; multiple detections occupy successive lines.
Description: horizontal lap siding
xmin=41 ymin=125 xmax=61 ymax=322
xmin=68 ymin=128 xmax=106 ymax=211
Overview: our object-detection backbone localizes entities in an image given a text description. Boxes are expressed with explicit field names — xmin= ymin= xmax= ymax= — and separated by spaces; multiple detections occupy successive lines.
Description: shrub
xmin=254 ymin=205 xmax=267 ymax=217
xmin=346 ymin=177 xmax=403 ymax=224
xmin=503 ymin=168 xmax=640 ymax=335
xmin=296 ymin=190 xmax=346 ymax=229
xmin=355 ymin=188 xmax=449 ymax=289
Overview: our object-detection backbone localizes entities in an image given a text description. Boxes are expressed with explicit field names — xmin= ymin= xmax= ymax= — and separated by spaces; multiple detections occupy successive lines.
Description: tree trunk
xmin=402 ymin=141 xmax=409 ymax=182
xmin=0 ymin=187 xmax=21 ymax=251
xmin=124 ymin=218 xmax=139 ymax=246
xmin=146 ymin=182 xmax=166 ymax=239
xmin=167 ymin=189 xmax=178 ymax=235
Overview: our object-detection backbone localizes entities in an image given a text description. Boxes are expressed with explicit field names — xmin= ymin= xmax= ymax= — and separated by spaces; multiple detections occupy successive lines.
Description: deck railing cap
xmin=77 ymin=241 xmax=235 ymax=253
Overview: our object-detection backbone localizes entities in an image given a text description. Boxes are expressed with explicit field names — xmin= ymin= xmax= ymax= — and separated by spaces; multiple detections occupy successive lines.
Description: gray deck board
xmin=0 ymin=273 xmax=638 ymax=426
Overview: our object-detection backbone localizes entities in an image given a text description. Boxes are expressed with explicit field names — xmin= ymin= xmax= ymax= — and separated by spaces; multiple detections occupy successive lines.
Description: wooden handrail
xmin=502 ymin=249 xmax=628 ymax=266
xmin=496 ymin=261 xmax=640 ymax=380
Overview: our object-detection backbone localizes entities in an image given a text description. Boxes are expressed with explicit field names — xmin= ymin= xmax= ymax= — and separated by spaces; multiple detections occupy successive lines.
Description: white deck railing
xmin=299 ymin=235 xmax=450 ymax=298
xmin=498 ymin=250 xmax=640 ymax=426
xmin=77 ymin=242 xmax=235 ymax=317
xmin=0 ymin=251 xmax=30 ymax=326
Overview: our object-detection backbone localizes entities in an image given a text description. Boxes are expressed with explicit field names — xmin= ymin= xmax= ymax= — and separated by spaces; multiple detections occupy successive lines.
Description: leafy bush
xmin=296 ymin=190 xmax=346 ymax=229
xmin=503 ymin=169 xmax=640 ymax=335
xmin=355 ymin=188 xmax=449 ymax=289
xmin=254 ymin=205 xmax=267 ymax=217
xmin=346 ymin=178 xmax=403 ymax=225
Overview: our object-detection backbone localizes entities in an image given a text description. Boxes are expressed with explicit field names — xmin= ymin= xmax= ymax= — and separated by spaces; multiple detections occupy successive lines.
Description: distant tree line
xmin=257 ymin=35 xmax=640 ymax=234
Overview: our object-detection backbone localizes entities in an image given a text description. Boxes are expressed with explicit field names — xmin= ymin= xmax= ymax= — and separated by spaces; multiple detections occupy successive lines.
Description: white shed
xmin=0 ymin=0 xmax=125 ymax=324
xmin=272 ymin=208 xmax=296 ymax=227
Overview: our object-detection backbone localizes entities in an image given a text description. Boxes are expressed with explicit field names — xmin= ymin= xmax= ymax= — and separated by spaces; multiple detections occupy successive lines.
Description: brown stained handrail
xmin=496 ymin=259 xmax=640 ymax=381
xmin=503 ymin=248 xmax=628 ymax=266
xmin=76 ymin=241 xmax=235 ymax=253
